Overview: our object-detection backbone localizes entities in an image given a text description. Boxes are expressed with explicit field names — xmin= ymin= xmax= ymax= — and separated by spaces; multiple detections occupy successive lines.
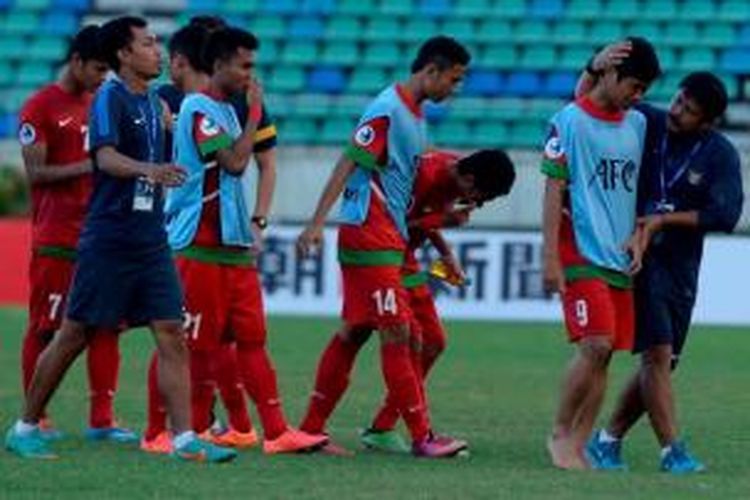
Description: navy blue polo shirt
xmin=80 ymin=77 xmax=167 ymax=252
xmin=156 ymin=83 xmax=277 ymax=160
xmin=636 ymin=103 xmax=744 ymax=292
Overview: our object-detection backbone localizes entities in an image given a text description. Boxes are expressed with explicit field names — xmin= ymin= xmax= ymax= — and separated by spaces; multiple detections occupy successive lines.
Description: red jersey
xmin=19 ymin=84 xmax=92 ymax=249
xmin=402 ymin=151 xmax=461 ymax=276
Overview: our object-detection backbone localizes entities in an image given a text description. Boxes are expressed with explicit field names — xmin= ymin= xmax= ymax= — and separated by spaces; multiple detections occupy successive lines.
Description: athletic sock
xmin=14 ymin=420 xmax=37 ymax=436
xmin=87 ymin=331 xmax=119 ymax=428
xmin=236 ymin=343 xmax=287 ymax=439
xmin=189 ymin=350 xmax=216 ymax=433
xmin=214 ymin=345 xmax=253 ymax=433
xmin=144 ymin=351 xmax=168 ymax=440
xmin=300 ymin=334 xmax=362 ymax=435
xmin=173 ymin=430 xmax=196 ymax=450
xmin=380 ymin=342 xmax=429 ymax=442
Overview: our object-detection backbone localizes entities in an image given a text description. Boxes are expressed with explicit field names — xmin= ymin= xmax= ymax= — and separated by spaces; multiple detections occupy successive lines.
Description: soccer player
xmin=142 ymin=18 xmax=278 ymax=452
xmin=580 ymin=50 xmax=744 ymax=473
xmin=16 ymin=25 xmax=136 ymax=443
xmin=296 ymin=36 xmax=471 ymax=458
xmin=541 ymin=37 xmax=660 ymax=470
xmin=360 ymin=149 xmax=516 ymax=453
xmin=4 ymin=16 xmax=235 ymax=463
xmin=166 ymin=26 xmax=326 ymax=454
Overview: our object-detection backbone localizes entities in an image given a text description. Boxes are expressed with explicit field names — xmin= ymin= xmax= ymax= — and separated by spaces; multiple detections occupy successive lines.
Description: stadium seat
xmin=513 ymin=20 xmax=549 ymax=43
xmin=364 ymin=17 xmax=401 ymax=42
xmin=589 ymin=22 xmax=624 ymax=44
xmin=528 ymin=0 xmax=564 ymax=20
xmin=479 ymin=46 xmax=518 ymax=70
xmin=440 ymin=19 xmax=475 ymax=42
xmin=603 ymin=0 xmax=638 ymax=20
xmin=0 ymin=38 xmax=26 ymax=60
xmin=307 ymin=67 xmax=347 ymax=94
xmin=559 ymin=46 xmax=592 ymax=70
xmin=527 ymin=99 xmax=563 ymax=121
xmin=16 ymin=63 xmax=52 ymax=86
xmin=40 ymin=12 xmax=78 ymax=36
xmin=678 ymin=0 xmax=716 ymax=21
xmin=519 ymin=46 xmax=556 ymax=70
xmin=324 ymin=16 xmax=361 ymax=41
xmin=738 ymin=24 xmax=750 ymax=47
xmin=0 ymin=61 xmax=12 ymax=85
xmin=320 ymin=42 xmax=360 ymax=66
xmin=14 ymin=0 xmax=52 ymax=10
xmin=381 ymin=0 xmax=415 ymax=17
xmin=269 ymin=67 xmax=306 ymax=93
xmin=363 ymin=43 xmax=401 ymax=68
xmin=257 ymin=41 xmax=279 ymax=66
xmin=542 ymin=72 xmax=576 ymax=98
xmin=677 ymin=47 xmax=716 ymax=71
xmin=433 ymin=121 xmax=472 ymax=147
xmin=417 ymin=0 xmax=451 ymax=18
xmin=509 ymin=120 xmax=545 ymax=148
xmin=664 ymin=23 xmax=699 ymax=47
xmin=186 ymin=0 xmax=220 ymax=12
xmin=29 ymin=36 xmax=66 ymax=62
xmin=299 ymin=0 xmax=336 ymax=15
xmin=716 ymin=0 xmax=750 ymax=22
xmin=551 ymin=21 xmax=587 ymax=45
xmin=348 ymin=67 xmax=389 ymax=94
xmin=424 ymin=101 xmax=448 ymax=122
xmin=249 ymin=16 xmax=286 ymax=40
xmin=223 ymin=0 xmax=258 ymax=14
xmin=281 ymin=42 xmax=318 ymax=66
xmin=401 ymin=19 xmax=439 ymax=42
xmin=627 ymin=21 xmax=662 ymax=44
xmin=288 ymin=17 xmax=324 ymax=40
xmin=642 ymin=0 xmax=678 ymax=21
xmin=332 ymin=95 xmax=370 ymax=118
xmin=453 ymin=0 xmax=493 ymax=19
xmin=320 ymin=118 xmax=356 ymax=144
xmin=463 ymin=70 xmax=504 ymax=97
xmin=472 ymin=121 xmax=509 ymax=147
xmin=719 ymin=48 xmax=750 ymax=74
xmin=567 ymin=0 xmax=602 ymax=20
xmin=656 ymin=46 xmax=677 ymax=71
xmin=0 ymin=112 xmax=18 ymax=138
xmin=293 ymin=94 xmax=333 ymax=118
xmin=701 ymin=24 xmax=737 ymax=48
xmin=338 ymin=0 xmax=376 ymax=16
xmin=261 ymin=0 xmax=297 ymax=15
xmin=504 ymin=71 xmax=542 ymax=97
xmin=277 ymin=118 xmax=316 ymax=143
xmin=476 ymin=20 xmax=512 ymax=43
xmin=494 ymin=0 xmax=526 ymax=19
xmin=2 ymin=12 xmax=40 ymax=35
xmin=450 ymin=97 xmax=488 ymax=120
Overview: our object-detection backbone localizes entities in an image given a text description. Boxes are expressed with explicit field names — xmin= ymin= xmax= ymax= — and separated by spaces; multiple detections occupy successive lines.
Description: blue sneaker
xmin=586 ymin=430 xmax=627 ymax=471
xmin=660 ymin=441 xmax=705 ymax=474
xmin=85 ymin=426 xmax=139 ymax=443
xmin=5 ymin=426 xmax=57 ymax=459
xmin=172 ymin=437 xmax=238 ymax=463
xmin=38 ymin=418 xmax=64 ymax=441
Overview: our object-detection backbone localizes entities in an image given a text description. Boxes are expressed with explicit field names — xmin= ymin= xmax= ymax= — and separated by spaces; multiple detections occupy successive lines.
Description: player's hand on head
xmin=148 ymin=164 xmax=187 ymax=187
xmin=296 ymin=224 xmax=323 ymax=257
xmin=593 ymin=40 xmax=633 ymax=73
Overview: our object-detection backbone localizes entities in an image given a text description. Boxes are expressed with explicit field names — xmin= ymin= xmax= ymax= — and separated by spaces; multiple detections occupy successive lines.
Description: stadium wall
xmin=1 ymin=220 xmax=747 ymax=326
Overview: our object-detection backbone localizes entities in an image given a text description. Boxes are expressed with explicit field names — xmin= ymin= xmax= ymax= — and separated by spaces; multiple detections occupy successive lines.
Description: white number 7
xmin=48 ymin=293 xmax=63 ymax=321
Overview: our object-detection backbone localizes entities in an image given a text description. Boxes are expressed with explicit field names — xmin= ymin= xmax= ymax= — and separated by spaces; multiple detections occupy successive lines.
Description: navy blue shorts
xmin=66 ymin=246 xmax=184 ymax=328
xmin=633 ymin=262 xmax=695 ymax=358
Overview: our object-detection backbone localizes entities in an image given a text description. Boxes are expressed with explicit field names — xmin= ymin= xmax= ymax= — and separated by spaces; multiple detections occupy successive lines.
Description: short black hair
xmin=411 ymin=36 xmax=471 ymax=74
xmin=100 ymin=16 xmax=148 ymax=72
xmin=457 ymin=149 xmax=516 ymax=202
xmin=200 ymin=27 xmax=259 ymax=75
xmin=188 ymin=15 xmax=227 ymax=33
xmin=616 ymin=36 xmax=661 ymax=84
xmin=680 ymin=71 xmax=728 ymax=122
xmin=168 ymin=24 xmax=209 ymax=70
xmin=66 ymin=25 xmax=107 ymax=64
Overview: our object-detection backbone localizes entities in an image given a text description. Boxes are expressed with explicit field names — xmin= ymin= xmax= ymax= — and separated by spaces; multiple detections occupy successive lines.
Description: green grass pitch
xmin=0 ymin=307 xmax=748 ymax=499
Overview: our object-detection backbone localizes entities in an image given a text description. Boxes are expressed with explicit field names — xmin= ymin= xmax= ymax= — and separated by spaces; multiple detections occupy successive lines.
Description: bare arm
xmin=296 ymin=155 xmax=357 ymax=255
xmin=542 ymin=177 xmax=566 ymax=293
xmin=22 ymin=143 xmax=91 ymax=185
xmin=95 ymin=146 xmax=186 ymax=186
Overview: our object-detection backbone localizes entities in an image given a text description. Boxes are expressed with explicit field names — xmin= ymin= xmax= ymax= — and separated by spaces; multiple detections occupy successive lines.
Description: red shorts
xmin=27 ymin=253 xmax=76 ymax=336
xmin=341 ymin=265 xmax=411 ymax=330
xmin=562 ymin=278 xmax=634 ymax=351
xmin=407 ymin=285 xmax=446 ymax=350
xmin=176 ymin=257 xmax=266 ymax=351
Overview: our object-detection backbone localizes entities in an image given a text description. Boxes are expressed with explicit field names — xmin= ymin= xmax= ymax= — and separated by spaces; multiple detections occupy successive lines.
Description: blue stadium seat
xmin=423 ymin=101 xmax=448 ymax=122
xmin=261 ymin=0 xmax=297 ymax=15
xmin=528 ymin=0 xmax=564 ymax=19
xmin=418 ymin=0 xmax=451 ymax=17
xmin=40 ymin=12 xmax=78 ymax=36
xmin=719 ymin=49 xmax=750 ymax=74
xmin=307 ymin=67 xmax=347 ymax=94
xmin=542 ymin=72 xmax=576 ymax=98
xmin=738 ymin=24 xmax=750 ymax=46
xmin=187 ymin=0 xmax=220 ymax=12
xmin=288 ymin=17 xmax=324 ymax=40
xmin=300 ymin=0 xmax=336 ymax=15
xmin=504 ymin=72 xmax=543 ymax=97
xmin=0 ymin=113 xmax=18 ymax=138
xmin=51 ymin=0 xmax=89 ymax=11
xmin=463 ymin=70 xmax=504 ymax=97
xmin=0 ymin=0 xmax=10 ymax=8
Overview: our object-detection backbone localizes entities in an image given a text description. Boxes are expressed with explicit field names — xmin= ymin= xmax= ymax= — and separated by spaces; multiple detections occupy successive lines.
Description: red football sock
xmin=380 ymin=341 xmax=430 ymax=442
xmin=190 ymin=350 xmax=217 ymax=433
xmin=236 ymin=342 xmax=287 ymax=439
xmin=86 ymin=330 xmax=119 ymax=428
xmin=371 ymin=343 xmax=428 ymax=432
xmin=144 ymin=351 xmax=167 ymax=440
xmin=21 ymin=329 xmax=51 ymax=420
xmin=300 ymin=334 xmax=362 ymax=435
xmin=214 ymin=344 xmax=252 ymax=433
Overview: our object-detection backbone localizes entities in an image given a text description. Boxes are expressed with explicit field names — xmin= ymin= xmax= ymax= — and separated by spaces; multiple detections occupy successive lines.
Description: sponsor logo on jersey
xmin=354 ymin=124 xmax=376 ymax=147
xmin=18 ymin=123 xmax=36 ymax=146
